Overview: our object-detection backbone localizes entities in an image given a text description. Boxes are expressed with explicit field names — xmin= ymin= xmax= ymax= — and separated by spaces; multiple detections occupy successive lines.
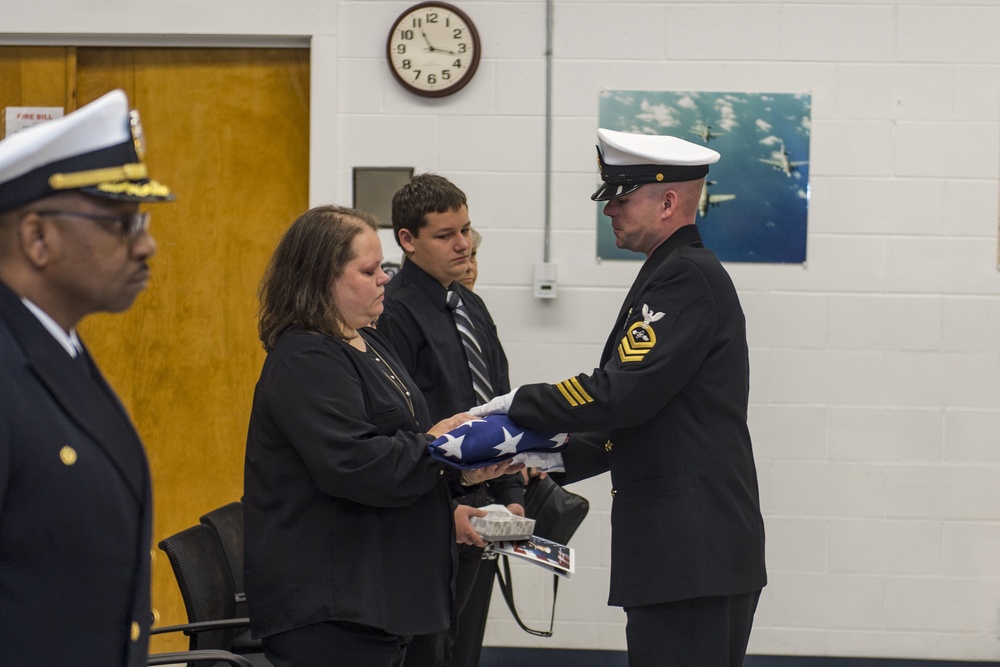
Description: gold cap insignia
xmin=129 ymin=109 xmax=146 ymax=161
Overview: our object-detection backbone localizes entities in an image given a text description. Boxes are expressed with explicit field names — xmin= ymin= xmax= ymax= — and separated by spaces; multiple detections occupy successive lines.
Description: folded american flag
xmin=428 ymin=415 xmax=569 ymax=470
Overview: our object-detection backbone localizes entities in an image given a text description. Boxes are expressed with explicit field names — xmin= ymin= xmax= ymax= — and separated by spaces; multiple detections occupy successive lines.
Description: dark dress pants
xmin=447 ymin=555 xmax=497 ymax=667
xmin=263 ymin=620 xmax=412 ymax=667
xmin=403 ymin=544 xmax=484 ymax=666
xmin=625 ymin=590 xmax=761 ymax=667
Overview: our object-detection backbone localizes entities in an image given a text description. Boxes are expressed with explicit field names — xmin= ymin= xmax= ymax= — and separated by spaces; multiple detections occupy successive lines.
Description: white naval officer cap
xmin=0 ymin=89 xmax=173 ymax=213
xmin=592 ymin=128 xmax=721 ymax=201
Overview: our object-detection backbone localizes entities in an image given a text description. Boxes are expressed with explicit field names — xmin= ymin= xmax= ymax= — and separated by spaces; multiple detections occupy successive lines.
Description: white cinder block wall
xmin=8 ymin=0 xmax=1000 ymax=661
xmin=349 ymin=2 xmax=1000 ymax=661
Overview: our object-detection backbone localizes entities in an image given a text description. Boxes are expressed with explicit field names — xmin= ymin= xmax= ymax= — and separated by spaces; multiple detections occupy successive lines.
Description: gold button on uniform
xmin=603 ymin=440 xmax=613 ymax=453
xmin=611 ymin=488 xmax=617 ymax=497
xmin=59 ymin=446 xmax=77 ymax=466
xmin=130 ymin=621 xmax=140 ymax=642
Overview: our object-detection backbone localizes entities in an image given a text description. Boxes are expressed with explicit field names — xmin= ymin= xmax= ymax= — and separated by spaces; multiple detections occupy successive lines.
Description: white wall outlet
xmin=533 ymin=263 xmax=557 ymax=299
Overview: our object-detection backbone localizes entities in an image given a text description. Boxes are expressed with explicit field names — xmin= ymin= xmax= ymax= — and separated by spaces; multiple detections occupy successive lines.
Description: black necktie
xmin=446 ymin=290 xmax=494 ymax=406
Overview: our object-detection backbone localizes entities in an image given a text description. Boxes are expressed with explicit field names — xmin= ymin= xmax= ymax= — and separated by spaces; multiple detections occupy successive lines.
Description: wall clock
xmin=386 ymin=2 xmax=481 ymax=98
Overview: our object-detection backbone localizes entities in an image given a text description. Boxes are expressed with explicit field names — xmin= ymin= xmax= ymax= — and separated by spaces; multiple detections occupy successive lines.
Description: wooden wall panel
xmin=2 ymin=46 xmax=309 ymax=651
xmin=78 ymin=47 xmax=310 ymax=650
xmin=0 ymin=47 xmax=75 ymax=127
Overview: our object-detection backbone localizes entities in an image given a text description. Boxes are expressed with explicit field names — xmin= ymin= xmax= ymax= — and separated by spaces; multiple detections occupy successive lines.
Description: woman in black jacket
xmin=243 ymin=206 xmax=517 ymax=667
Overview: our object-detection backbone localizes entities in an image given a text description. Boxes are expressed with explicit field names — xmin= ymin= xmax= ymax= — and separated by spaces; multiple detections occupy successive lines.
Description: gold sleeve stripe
xmin=556 ymin=381 xmax=579 ymax=406
xmin=555 ymin=378 xmax=594 ymax=407
xmin=568 ymin=377 xmax=594 ymax=403
xmin=561 ymin=380 xmax=586 ymax=405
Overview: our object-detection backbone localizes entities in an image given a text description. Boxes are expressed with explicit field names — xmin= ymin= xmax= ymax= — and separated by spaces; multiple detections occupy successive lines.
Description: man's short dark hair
xmin=390 ymin=173 xmax=467 ymax=249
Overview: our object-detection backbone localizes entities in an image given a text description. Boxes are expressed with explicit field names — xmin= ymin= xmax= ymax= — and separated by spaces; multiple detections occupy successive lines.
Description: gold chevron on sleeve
xmin=556 ymin=377 xmax=594 ymax=406
xmin=618 ymin=321 xmax=658 ymax=363
xmin=618 ymin=341 xmax=646 ymax=363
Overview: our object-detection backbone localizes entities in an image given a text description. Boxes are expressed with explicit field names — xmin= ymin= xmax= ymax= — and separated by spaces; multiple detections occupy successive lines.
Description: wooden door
xmin=0 ymin=46 xmax=310 ymax=651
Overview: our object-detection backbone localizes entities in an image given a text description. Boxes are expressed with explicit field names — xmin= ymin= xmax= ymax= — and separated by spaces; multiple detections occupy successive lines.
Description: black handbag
xmin=524 ymin=474 xmax=590 ymax=544
xmin=495 ymin=475 xmax=590 ymax=637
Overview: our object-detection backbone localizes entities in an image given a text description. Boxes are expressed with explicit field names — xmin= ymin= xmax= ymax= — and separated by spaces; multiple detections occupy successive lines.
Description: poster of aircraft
xmin=699 ymin=181 xmax=737 ymax=219
xmin=597 ymin=90 xmax=810 ymax=263
xmin=689 ymin=122 xmax=726 ymax=143
xmin=759 ymin=140 xmax=809 ymax=177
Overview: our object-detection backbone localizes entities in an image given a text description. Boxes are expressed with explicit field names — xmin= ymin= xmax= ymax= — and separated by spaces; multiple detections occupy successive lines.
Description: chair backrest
xmin=158 ymin=523 xmax=241 ymax=651
xmin=199 ymin=501 xmax=246 ymax=611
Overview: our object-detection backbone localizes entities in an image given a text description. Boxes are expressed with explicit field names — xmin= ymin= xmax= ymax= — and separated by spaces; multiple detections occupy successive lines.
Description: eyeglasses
xmin=35 ymin=210 xmax=151 ymax=240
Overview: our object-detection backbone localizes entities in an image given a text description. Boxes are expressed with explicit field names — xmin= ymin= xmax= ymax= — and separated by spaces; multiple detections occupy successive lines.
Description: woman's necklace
xmin=364 ymin=338 xmax=415 ymax=417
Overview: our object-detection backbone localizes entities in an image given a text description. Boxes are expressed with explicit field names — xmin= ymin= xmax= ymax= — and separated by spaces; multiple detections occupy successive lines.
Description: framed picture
xmin=353 ymin=166 xmax=414 ymax=228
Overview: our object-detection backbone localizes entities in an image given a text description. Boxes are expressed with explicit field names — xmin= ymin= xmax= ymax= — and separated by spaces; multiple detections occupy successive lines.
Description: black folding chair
xmin=156 ymin=522 xmax=268 ymax=667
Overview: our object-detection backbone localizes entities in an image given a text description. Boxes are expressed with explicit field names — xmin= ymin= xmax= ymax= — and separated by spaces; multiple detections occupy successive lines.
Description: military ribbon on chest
xmin=618 ymin=303 xmax=665 ymax=363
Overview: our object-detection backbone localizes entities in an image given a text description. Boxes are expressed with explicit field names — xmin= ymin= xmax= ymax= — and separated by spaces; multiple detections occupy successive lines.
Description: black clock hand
xmin=419 ymin=29 xmax=459 ymax=55
xmin=419 ymin=30 xmax=438 ymax=53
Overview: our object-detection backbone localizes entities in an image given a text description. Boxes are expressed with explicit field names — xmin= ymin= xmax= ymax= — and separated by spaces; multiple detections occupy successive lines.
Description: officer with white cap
xmin=0 ymin=89 xmax=171 ymax=667
xmin=474 ymin=129 xmax=766 ymax=666
xmin=591 ymin=127 xmax=720 ymax=202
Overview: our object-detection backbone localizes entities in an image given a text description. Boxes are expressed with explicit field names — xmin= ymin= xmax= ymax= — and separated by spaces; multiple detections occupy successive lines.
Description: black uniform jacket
xmin=243 ymin=326 xmax=457 ymax=638
xmin=0 ymin=281 xmax=153 ymax=667
xmin=379 ymin=261 xmax=523 ymax=508
xmin=509 ymin=225 xmax=766 ymax=609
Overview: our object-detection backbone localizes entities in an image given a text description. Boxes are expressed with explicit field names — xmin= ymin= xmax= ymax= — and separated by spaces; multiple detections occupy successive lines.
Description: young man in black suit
xmin=378 ymin=174 xmax=524 ymax=667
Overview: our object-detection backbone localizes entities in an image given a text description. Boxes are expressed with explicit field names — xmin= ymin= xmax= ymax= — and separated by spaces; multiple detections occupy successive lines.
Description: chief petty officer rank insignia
xmin=619 ymin=304 xmax=665 ymax=363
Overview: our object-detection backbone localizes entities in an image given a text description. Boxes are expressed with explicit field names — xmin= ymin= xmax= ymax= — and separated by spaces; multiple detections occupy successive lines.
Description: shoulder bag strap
xmin=494 ymin=555 xmax=558 ymax=638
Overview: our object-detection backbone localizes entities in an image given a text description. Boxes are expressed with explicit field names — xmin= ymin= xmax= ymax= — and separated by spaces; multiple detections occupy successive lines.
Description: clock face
xmin=386 ymin=2 xmax=481 ymax=98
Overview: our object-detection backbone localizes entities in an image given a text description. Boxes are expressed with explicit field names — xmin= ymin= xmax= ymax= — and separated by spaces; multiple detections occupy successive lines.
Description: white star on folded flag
xmin=493 ymin=428 xmax=523 ymax=456
xmin=436 ymin=432 xmax=466 ymax=460
xmin=428 ymin=414 xmax=569 ymax=469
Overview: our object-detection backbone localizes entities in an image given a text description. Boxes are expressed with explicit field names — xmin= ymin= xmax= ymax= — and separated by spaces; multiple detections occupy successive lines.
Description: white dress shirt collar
xmin=21 ymin=298 xmax=82 ymax=358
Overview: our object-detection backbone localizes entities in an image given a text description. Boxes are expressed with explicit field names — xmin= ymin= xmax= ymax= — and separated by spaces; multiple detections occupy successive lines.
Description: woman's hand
xmin=506 ymin=503 xmax=525 ymax=518
xmin=461 ymin=459 xmax=525 ymax=486
xmin=428 ymin=412 xmax=476 ymax=438
xmin=454 ymin=505 xmax=488 ymax=546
